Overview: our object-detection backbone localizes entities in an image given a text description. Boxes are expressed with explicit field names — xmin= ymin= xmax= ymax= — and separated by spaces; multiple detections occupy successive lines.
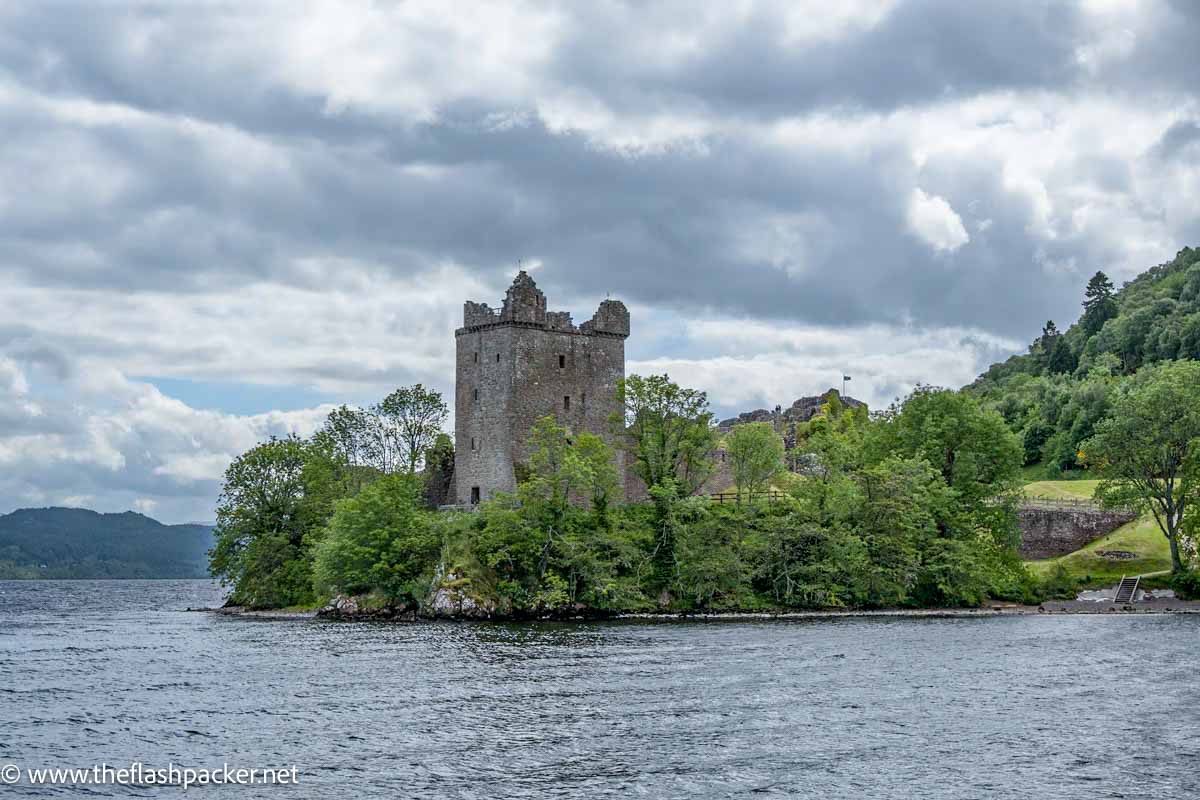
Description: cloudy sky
xmin=2 ymin=0 xmax=1199 ymax=522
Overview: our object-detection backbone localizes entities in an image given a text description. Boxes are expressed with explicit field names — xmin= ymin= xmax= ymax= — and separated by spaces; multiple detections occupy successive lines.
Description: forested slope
xmin=967 ymin=246 xmax=1200 ymax=475
xmin=0 ymin=507 xmax=214 ymax=579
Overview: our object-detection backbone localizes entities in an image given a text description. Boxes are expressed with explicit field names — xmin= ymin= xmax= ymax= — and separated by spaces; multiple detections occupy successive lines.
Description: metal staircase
xmin=1114 ymin=575 xmax=1140 ymax=604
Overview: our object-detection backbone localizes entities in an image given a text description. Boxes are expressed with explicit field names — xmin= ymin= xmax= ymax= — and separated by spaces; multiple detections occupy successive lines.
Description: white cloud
xmin=132 ymin=498 xmax=157 ymax=515
xmin=631 ymin=318 xmax=1022 ymax=415
xmin=907 ymin=188 xmax=970 ymax=252
xmin=0 ymin=355 xmax=333 ymax=523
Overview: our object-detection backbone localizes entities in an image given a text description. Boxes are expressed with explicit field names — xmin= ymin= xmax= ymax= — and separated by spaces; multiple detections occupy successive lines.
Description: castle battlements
xmin=458 ymin=271 xmax=629 ymax=338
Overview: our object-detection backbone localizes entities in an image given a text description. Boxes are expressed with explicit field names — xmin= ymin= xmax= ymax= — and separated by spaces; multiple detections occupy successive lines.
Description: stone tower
xmin=454 ymin=271 xmax=630 ymax=504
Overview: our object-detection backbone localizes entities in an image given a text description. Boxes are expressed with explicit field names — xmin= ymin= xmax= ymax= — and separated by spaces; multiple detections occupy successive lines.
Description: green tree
xmin=854 ymin=456 xmax=950 ymax=606
xmin=312 ymin=474 xmax=440 ymax=603
xmin=1036 ymin=320 xmax=1075 ymax=375
xmin=726 ymin=422 xmax=784 ymax=500
xmin=753 ymin=515 xmax=870 ymax=608
xmin=462 ymin=420 xmax=627 ymax=613
xmin=1081 ymin=270 xmax=1118 ymax=338
xmin=613 ymin=374 xmax=717 ymax=583
xmin=872 ymin=387 xmax=1021 ymax=503
xmin=673 ymin=499 xmax=744 ymax=607
xmin=318 ymin=385 xmax=449 ymax=478
xmin=520 ymin=416 xmax=590 ymax=580
xmin=316 ymin=404 xmax=379 ymax=493
xmin=615 ymin=374 xmax=717 ymax=498
xmin=870 ymin=386 xmax=1023 ymax=549
xmin=319 ymin=404 xmax=373 ymax=469
xmin=1083 ymin=360 xmax=1200 ymax=573
xmin=572 ymin=431 xmax=620 ymax=523
xmin=373 ymin=384 xmax=450 ymax=474
xmin=209 ymin=436 xmax=344 ymax=608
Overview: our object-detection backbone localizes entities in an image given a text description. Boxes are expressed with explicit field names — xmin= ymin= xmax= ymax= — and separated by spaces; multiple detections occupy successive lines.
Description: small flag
xmin=843 ymin=375 xmax=851 ymax=381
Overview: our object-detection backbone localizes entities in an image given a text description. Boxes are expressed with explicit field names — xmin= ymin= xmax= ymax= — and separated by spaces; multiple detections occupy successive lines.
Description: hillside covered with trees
xmin=0 ymin=508 xmax=214 ymax=579
xmin=968 ymin=246 xmax=1200 ymax=475
xmin=968 ymin=247 xmax=1200 ymax=588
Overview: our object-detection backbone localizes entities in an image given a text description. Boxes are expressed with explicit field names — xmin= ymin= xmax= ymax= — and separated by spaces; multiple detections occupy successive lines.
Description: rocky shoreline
xmin=201 ymin=596 xmax=1200 ymax=622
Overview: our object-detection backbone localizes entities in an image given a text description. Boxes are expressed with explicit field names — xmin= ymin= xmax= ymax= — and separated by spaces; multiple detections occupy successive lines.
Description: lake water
xmin=1 ymin=580 xmax=1196 ymax=798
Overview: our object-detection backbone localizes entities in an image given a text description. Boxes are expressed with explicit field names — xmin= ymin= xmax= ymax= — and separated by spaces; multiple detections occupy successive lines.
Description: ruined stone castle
xmin=454 ymin=271 xmax=629 ymax=505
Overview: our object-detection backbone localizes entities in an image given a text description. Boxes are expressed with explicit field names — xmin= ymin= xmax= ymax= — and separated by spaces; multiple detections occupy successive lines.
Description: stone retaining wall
xmin=1018 ymin=507 xmax=1137 ymax=559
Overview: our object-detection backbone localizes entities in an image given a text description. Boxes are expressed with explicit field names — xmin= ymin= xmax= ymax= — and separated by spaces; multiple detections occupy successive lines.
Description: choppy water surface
xmin=1 ymin=580 xmax=1197 ymax=798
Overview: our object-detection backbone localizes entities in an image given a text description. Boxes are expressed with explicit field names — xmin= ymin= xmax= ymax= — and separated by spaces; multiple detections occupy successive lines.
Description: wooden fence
xmin=1019 ymin=495 xmax=1113 ymax=512
xmin=709 ymin=490 xmax=787 ymax=505
xmin=706 ymin=492 xmax=1122 ymax=512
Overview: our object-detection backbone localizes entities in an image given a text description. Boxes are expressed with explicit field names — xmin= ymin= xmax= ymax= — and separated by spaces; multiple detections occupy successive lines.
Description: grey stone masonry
xmin=1017 ymin=506 xmax=1137 ymax=559
xmin=454 ymin=271 xmax=629 ymax=504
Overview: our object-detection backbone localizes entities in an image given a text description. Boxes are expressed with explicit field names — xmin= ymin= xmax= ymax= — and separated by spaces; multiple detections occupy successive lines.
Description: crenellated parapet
xmin=458 ymin=272 xmax=629 ymax=339
xmin=546 ymin=311 xmax=575 ymax=331
xmin=580 ymin=299 xmax=630 ymax=338
xmin=463 ymin=301 xmax=499 ymax=328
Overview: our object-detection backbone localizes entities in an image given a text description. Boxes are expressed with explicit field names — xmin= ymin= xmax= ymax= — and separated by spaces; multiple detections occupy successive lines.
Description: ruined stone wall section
xmin=580 ymin=299 xmax=631 ymax=337
xmin=455 ymin=272 xmax=628 ymax=504
xmin=463 ymin=301 xmax=499 ymax=328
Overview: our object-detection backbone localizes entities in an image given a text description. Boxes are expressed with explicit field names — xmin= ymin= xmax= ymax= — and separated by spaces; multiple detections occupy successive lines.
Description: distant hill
xmin=0 ymin=507 xmax=214 ymax=579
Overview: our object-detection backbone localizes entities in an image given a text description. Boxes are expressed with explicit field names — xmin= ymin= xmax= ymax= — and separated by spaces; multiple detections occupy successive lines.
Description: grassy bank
xmin=1022 ymin=480 xmax=1171 ymax=588
xmin=1023 ymin=479 xmax=1100 ymax=500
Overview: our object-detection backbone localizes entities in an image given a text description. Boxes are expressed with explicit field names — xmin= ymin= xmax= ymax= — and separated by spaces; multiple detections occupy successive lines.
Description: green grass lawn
xmin=1022 ymin=479 xmax=1100 ymax=501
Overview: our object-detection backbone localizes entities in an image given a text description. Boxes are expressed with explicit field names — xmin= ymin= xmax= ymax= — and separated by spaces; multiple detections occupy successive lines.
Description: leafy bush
xmin=312 ymin=474 xmax=441 ymax=604
xmin=1169 ymin=570 xmax=1200 ymax=600
xmin=1038 ymin=563 xmax=1081 ymax=601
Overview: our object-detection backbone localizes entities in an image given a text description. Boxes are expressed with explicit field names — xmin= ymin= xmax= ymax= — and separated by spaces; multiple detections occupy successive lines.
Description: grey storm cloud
xmin=1156 ymin=120 xmax=1200 ymax=160
xmin=0 ymin=0 xmax=1196 ymax=336
xmin=553 ymin=1 xmax=1089 ymax=116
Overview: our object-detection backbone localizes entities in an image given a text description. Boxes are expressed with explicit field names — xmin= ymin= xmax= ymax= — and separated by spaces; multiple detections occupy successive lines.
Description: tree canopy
xmin=968 ymin=247 xmax=1200 ymax=475
xmin=615 ymin=373 xmax=717 ymax=499
xmin=1083 ymin=360 xmax=1200 ymax=573
xmin=726 ymin=422 xmax=784 ymax=499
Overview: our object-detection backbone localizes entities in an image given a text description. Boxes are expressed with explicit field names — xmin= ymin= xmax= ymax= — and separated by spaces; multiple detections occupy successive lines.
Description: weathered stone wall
xmin=1017 ymin=507 xmax=1137 ymax=559
xmin=454 ymin=272 xmax=628 ymax=504
xmin=718 ymin=388 xmax=866 ymax=431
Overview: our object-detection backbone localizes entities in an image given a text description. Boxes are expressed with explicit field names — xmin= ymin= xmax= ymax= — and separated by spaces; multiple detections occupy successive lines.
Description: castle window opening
xmin=563 ymin=395 xmax=570 ymax=411
xmin=558 ymin=354 xmax=565 ymax=368
xmin=474 ymin=351 xmax=478 ymax=363
xmin=470 ymin=437 xmax=477 ymax=451
xmin=473 ymin=388 xmax=478 ymax=402
xmin=470 ymin=487 xmax=480 ymax=504
xmin=496 ymin=353 xmax=500 ymax=363
xmin=581 ymin=392 xmax=586 ymax=410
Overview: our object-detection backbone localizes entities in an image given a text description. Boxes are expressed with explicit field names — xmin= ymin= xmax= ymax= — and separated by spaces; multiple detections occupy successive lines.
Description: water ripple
xmin=1 ymin=580 xmax=1198 ymax=799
